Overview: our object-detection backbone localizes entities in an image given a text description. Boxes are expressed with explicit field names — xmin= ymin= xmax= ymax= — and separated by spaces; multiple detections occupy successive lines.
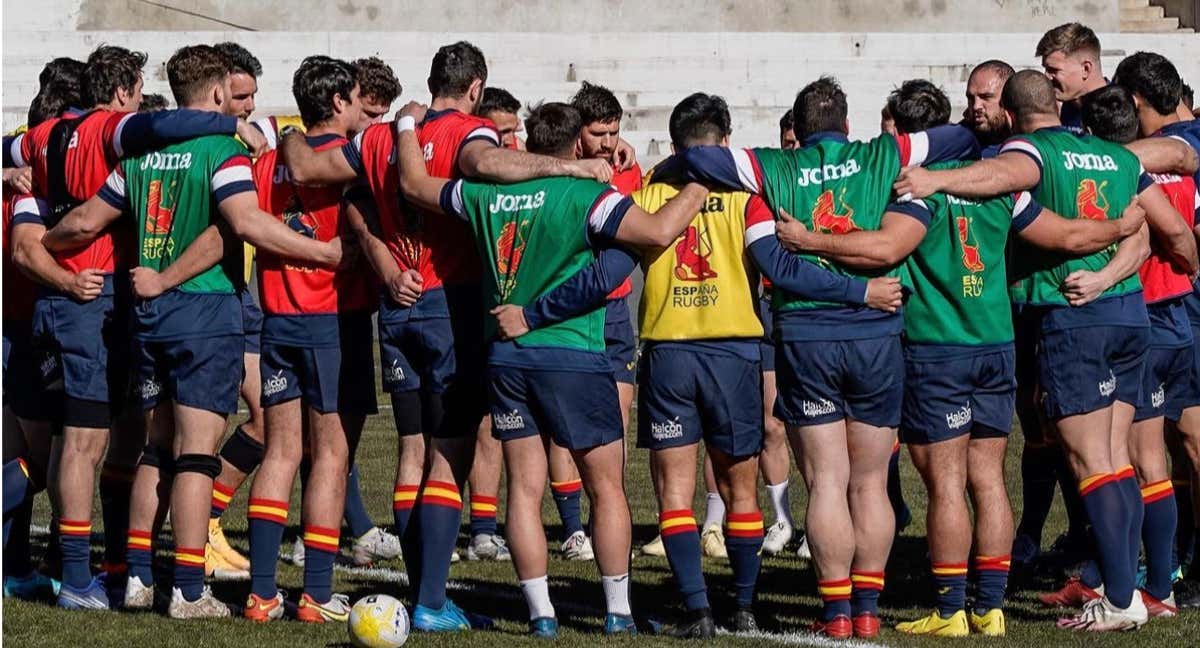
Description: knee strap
xmin=175 ymin=453 xmax=221 ymax=479
xmin=219 ymin=425 xmax=265 ymax=473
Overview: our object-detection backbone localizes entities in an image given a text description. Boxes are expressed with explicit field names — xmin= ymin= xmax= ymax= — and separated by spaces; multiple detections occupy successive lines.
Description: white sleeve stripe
xmin=1012 ymin=191 xmax=1031 ymax=218
xmin=731 ymin=148 xmax=760 ymax=193
xmin=744 ymin=220 xmax=776 ymax=247
xmin=1000 ymin=140 xmax=1042 ymax=163
xmin=212 ymin=165 xmax=253 ymax=189
xmin=111 ymin=113 xmax=134 ymax=158
xmin=104 ymin=169 xmax=126 ymax=197
xmin=907 ymin=132 xmax=930 ymax=166
xmin=13 ymin=197 xmax=46 ymax=215
xmin=587 ymin=192 xmax=625 ymax=233
xmin=9 ymin=134 xmax=25 ymax=167
xmin=467 ymin=127 xmax=500 ymax=145
xmin=449 ymin=181 xmax=466 ymax=219
xmin=254 ymin=118 xmax=277 ymax=150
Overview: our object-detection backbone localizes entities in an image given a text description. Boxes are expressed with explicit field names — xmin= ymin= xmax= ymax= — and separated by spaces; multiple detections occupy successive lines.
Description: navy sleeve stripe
xmin=887 ymin=200 xmax=932 ymax=228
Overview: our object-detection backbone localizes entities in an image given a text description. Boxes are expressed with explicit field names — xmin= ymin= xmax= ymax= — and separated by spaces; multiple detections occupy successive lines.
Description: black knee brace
xmin=63 ymin=396 xmax=111 ymax=429
xmin=175 ymin=453 xmax=222 ymax=479
xmin=391 ymin=391 xmax=424 ymax=437
xmin=219 ymin=425 xmax=265 ymax=473
xmin=138 ymin=444 xmax=176 ymax=474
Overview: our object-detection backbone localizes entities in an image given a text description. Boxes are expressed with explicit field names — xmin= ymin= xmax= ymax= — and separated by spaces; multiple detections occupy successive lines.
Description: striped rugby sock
xmin=660 ymin=509 xmax=708 ymax=611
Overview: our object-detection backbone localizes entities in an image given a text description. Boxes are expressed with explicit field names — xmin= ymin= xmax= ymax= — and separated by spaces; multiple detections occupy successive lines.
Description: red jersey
xmin=253 ymin=134 xmax=373 ymax=315
xmin=23 ymin=109 xmax=136 ymax=274
xmin=607 ymin=162 xmax=644 ymax=299
xmin=1140 ymin=172 xmax=1199 ymax=304
xmin=3 ymin=191 xmax=39 ymax=321
xmin=346 ymin=109 xmax=499 ymax=291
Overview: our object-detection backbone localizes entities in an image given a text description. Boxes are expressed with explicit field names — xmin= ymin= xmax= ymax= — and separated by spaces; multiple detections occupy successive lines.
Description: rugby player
xmin=479 ymin=87 xmax=523 ymax=150
xmin=1039 ymin=23 xmax=1110 ymax=135
xmin=42 ymin=44 xmax=341 ymax=618
xmin=819 ymin=79 xmax=1144 ymax=637
xmin=680 ymin=76 xmax=979 ymax=638
xmin=894 ymin=69 xmax=1180 ymax=631
xmin=9 ymin=44 xmax=266 ymax=610
xmin=278 ymin=40 xmax=611 ymax=631
xmin=1111 ymin=53 xmax=1200 ymax=611
xmin=396 ymin=98 xmax=708 ymax=638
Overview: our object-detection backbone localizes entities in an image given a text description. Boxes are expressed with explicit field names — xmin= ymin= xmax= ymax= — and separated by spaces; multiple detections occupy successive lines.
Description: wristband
xmin=396 ymin=116 xmax=416 ymax=133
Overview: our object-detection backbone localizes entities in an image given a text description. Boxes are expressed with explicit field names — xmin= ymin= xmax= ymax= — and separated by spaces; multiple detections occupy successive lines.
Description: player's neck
xmin=93 ymin=99 xmax=131 ymax=113
xmin=179 ymin=101 xmax=220 ymax=114
xmin=1021 ymin=114 xmax=1061 ymax=133
xmin=306 ymin=122 xmax=347 ymax=138
xmin=1143 ymin=111 xmax=1176 ymax=135
xmin=429 ymin=96 xmax=471 ymax=114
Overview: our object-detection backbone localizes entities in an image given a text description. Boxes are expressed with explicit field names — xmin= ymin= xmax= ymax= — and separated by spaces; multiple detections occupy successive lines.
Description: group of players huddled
xmin=3 ymin=19 xmax=1200 ymax=640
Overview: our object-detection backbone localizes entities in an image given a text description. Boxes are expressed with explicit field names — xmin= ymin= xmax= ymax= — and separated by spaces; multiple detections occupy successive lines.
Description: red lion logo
xmin=673 ymin=224 xmax=718 ymax=281
xmin=496 ymin=220 xmax=529 ymax=275
xmin=145 ymin=180 xmax=174 ymax=235
xmin=1076 ymin=178 xmax=1110 ymax=221
xmin=811 ymin=188 xmax=859 ymax=234
xmin=957 ymin=217 xmax=985 ymax=273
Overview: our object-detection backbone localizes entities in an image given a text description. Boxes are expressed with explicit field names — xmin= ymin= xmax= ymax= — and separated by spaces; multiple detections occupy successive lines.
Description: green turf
xmin=5 ymin=405 xmax=1199 ymax=647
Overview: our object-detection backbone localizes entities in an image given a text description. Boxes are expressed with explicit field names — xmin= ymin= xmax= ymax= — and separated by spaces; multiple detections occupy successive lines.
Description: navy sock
xmin=174 ymin=546 xmax=204 ymax=601
xmin=725 ymin=512 xmax=764 ymax=609
xmin=469 ymin=494 xmax=499 ymax=538
xmin=1016 ymin=444 xmax=1057 ymax=545
xmin=1173 ymin=477 xmax=1192 ymax=572
xmin=1080 ymin=559 xmax=1104 ymax=588
xmin=303 ymin=525 xmax=338 ymax=603
xmin=343 ymin=465 xmax=375 ymax=539
xmin=932 ymin=562 xmax=967 ymax=617
xmin=414 ymin=480 xmax=463 ymax=609
xmin=392 ymin=483 xmax=417 ymax=538
xmin=818 ymin=578 xmax=852 ymax=621
xmin=1079 ymin=473 xmax=1134 ymax=608
xmin=98 ymin=468 xmax=133 ymax=568
xmin=551 ymin=480 xmax=584 ymax=538
xmin=660 ymin=510 xmax=709 ymax=611
xmin=1057 ymin=449 xmax=1090 ymax=545
xmin=2 ymin=459 xmax=30 ymax=516
xmin=973 ymin=555 xmax=1010 ymax=612
xmin=1116 ymin=467 xmax=1144 ymax=581
xmin=210 ymin=480 xmax=235 ymax=519
xmin=59 ymin=519 xmax=92 ymax=588
xmin=247 ymin=498 xmax=287 ymax=598
xmin=126 ymin=528 xmax=154 ymax=584
xmin=850 ymin=569 xmax=884 ymax=617
xmin=1141 ymin=479 xmax=1177 ymax=600
xmin=4 ymin=499 xmax=34 ymax=576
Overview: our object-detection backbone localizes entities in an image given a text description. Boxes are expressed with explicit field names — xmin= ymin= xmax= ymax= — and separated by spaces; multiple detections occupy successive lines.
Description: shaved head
xmin=1001 ymin=70 xmax=1059 ymax=126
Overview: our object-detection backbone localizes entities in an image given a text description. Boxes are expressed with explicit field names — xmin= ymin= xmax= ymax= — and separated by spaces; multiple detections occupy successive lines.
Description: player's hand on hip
xmin=774 ymin=208 xmax=808 ymax=252
xmin=568 ymin=158 xmax=613 ymax=184
xmin=236 ymin=120 xmax=269 ymax=157
xmin=865 ymin=276 xmax=903 ymax=313
xmin=130 ymin=266 xmax=166 ymax=300
xmin=491 ymin=304 xmax=530 ymax=339
xmin=893 ymin=166 xmax=937 ymax=201
xmin=1061 ymin=270 xmax=1108 ymax=307
xmin=614 ymin=137 xmax=638 ymax=171
xmin=397 ymin=101 xmax=428 ymax=124
xmin=68 ymin=268 xmax=105 ymax=302
xmin=387 ymin=269 xmax=423 ymax=307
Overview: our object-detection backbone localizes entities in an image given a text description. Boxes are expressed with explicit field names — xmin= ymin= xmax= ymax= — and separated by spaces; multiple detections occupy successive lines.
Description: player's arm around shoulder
xmin=612 ymin=182 xmax=709 ymax=249
xmin=895 ymin=148 xmax=1040 ymax=201
xmin=1126 ymin=136 xmax=1199 ymax=176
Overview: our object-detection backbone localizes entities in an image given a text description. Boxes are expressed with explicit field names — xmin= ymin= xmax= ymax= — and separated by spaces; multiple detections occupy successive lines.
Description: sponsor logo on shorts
xmin=494 ymin=409 xmax=526 ymax=431
xmin=1152 ymin=384 xmax=1165 ymax=409
xmin=139 ymin=378 xmax=162 ymax=400
xmin=39 ymin=354 xmax=58 ymax=380
xmin=1098 ymin=370 xmax=1116 ymax=398
xmin=384 ymin=359 xmax=405 ymax=384
xmin=650 ymin=416 xmax=684 ymax=441
xmin=263 ymin=370 xmax=288 ymax=397
xmin=946 ymin=403 xmax=973 ymax=430
xmin=802 ymin=398 xmax=837 ymax=418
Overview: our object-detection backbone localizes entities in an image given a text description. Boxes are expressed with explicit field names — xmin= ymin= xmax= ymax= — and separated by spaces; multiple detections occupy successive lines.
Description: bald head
xmin=1001 ymin=70 xmax=1060 ymax=131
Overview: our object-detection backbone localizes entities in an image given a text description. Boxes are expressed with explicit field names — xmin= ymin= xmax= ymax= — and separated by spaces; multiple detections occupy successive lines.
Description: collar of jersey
xmin=421 ymin=108 xmax=460 ymax=126
xmin=802 ymin=131 xmax=850 ymax=147
xmin=305 ymin=133 xmax=345 ymax=148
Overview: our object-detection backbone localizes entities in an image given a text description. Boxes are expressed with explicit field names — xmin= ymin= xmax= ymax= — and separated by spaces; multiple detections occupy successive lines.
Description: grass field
xmin=4 ymin=402 xmax=1199 ymax=648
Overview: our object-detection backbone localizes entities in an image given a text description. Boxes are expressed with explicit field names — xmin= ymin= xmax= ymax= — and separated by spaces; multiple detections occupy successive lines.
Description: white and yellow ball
xmin=347 ymin=594 xmax=410 ymax=648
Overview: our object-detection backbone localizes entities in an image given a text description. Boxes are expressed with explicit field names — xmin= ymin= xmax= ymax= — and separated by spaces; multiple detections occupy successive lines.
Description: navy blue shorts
xmin=488 ymin=366 xmax=623 ymax=450
xmin=261 ymin=315 xmax=377 ymax=415
xmin=1136 ymin=345 xmax=1192 ymax=422
xmin=636 ymin=345 xmax=764 ymax=458
xmin=1177 ymin=330 xmax=1200 ymax=415
xmin=604 ymin=299 xmax=637 ymax=385
xmin=1039 ymin=325 xmax=1150 ymax=420
xmin=3 ymin=320 xmax=57 ymax=421
xmin=32 ymin=293 xmax=129 ymax=409
xmin=136 ymin=334 xmax=243 ymax=415
xmin=774 ymin=335 xmax=903 ymax=428
xmin=241 ymin=290 xmax=263 ymax=355
xmin=378 ymin=316 xmax=455 ymax=394
xmin=900 ymin=346 xmax=1016 ymax=444
xmin=758 ymin=297 xmax=775 ymax=372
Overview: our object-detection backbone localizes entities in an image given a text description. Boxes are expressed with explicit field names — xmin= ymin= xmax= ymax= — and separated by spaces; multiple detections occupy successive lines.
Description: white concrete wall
xmin=4 ymin=31 xmax=1197 ymax=164
xmin=4 ymin=0 xmax=1121 ymax=33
